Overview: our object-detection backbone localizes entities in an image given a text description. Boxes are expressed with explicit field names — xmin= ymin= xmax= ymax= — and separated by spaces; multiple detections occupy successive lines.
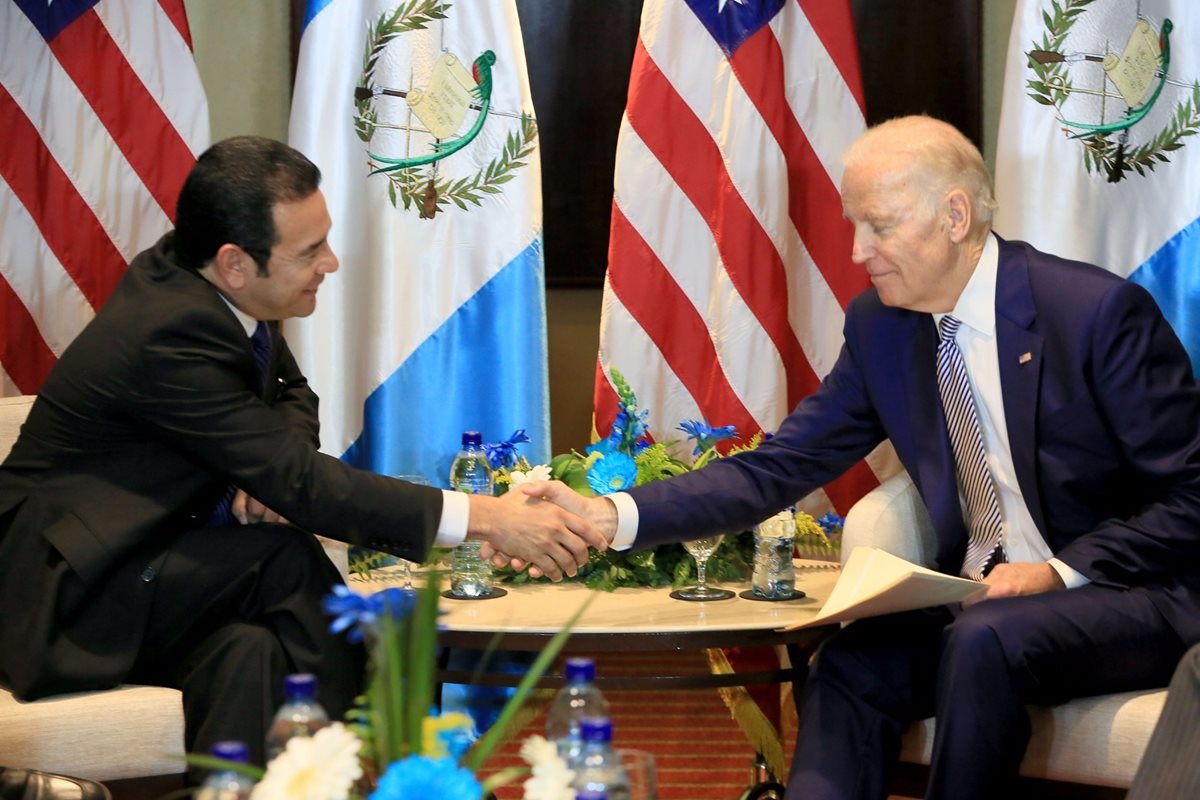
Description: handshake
xmin=463 ymin=481 xmax=619 ymax=581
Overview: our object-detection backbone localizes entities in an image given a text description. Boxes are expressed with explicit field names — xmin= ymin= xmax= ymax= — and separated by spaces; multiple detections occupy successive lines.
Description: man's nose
xmin=850 ymin=231 xmax=871 ymax=264
xmin=319 ymin=243 xmax=339 ymax=274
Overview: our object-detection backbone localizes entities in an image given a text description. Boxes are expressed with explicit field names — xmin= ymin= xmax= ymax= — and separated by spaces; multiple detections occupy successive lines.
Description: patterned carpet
xmin=480 ymin=649 xmax=795 ymax=800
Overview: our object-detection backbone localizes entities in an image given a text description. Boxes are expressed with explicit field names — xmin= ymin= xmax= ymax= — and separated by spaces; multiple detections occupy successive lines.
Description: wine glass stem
xmin=403 ymin=560 xmax=413 ymax=590
xmin=696 ymin=557 xmax=708 ymax=588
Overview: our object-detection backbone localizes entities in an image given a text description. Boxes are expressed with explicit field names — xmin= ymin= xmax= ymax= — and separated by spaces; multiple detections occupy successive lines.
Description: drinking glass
xmin=616 ymin=748 xmax=658 ymax=800
xmin=672 ymin=534 xmax=734 ymax=601
xmin=392 ymin=474 xmax=429 ymax=588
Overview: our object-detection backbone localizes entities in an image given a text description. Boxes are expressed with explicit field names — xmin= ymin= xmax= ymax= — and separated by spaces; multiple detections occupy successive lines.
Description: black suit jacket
xmin=630 ymin=237 xmax=1200 ymax=643
xmin=0 ymin=233 xmax=441 ymax=698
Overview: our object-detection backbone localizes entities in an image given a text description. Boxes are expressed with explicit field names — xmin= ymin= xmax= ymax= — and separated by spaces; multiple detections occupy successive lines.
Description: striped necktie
xmin=207 ymin=321 xmax=273 ymax=527
xmin=936 ymin=315 xmax=1005 ymax=580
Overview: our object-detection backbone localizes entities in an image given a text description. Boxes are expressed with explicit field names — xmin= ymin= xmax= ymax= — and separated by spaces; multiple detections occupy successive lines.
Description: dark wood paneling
xmin=852 ymin=0 xmax=984 ymax=147
xmin=516 ymin=0 xmax=643 ymax=287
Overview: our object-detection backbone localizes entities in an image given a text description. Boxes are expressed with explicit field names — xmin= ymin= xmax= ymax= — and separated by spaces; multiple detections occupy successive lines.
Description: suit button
xmin=141 ymin=567 xmax=157 ymax=582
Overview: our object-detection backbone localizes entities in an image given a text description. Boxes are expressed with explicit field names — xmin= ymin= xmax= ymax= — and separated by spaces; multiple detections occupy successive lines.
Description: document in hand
xmin=783 ymin=547 xmax=986 ymax=630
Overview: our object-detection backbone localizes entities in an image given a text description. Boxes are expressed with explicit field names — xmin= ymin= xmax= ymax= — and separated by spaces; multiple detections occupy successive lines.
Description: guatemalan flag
xmin=996 ymin=0 xmax=1200 ymax=375
xmin=0 ymin=0 xmax=208 ymax=395
xmin=288 ymin=0 xmax=549 ymax=482
xmin=595 ymin=0 xmax=896 ymax=518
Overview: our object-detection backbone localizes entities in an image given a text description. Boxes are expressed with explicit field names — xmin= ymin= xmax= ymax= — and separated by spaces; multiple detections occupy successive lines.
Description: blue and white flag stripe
xmin=288 ymin=0 xmax=549 ymax=485
xmin=995 ymin=0 xmax=1200 ymax=375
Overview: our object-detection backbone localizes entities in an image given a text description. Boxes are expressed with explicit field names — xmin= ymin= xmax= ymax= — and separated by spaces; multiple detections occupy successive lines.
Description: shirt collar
xmin=217 ymin=294 xmax=259 ymax=338
xmin=934 ymin=232 xmax=998 ymax=337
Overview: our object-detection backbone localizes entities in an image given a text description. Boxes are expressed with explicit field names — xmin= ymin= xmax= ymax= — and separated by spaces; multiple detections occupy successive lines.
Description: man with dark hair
xmin=0 ymin=136 xmax=603 ymax=767
xmin=524 ymin=116 xmax=1200 ymax=799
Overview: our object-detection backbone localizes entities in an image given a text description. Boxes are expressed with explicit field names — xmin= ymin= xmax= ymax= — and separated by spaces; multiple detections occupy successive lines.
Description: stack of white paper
xmin=784 ymin=547 xmax=985 ymax=630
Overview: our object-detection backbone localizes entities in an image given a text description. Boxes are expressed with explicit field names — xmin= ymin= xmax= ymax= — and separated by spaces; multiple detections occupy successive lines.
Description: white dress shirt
xmin=218 ymin=296 xmax=468 ymax=546
xmin=937 ymin=234 xmax=1085 ymax=587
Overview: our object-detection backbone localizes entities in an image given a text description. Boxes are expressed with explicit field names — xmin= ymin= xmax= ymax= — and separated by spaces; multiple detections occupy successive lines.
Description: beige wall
xmin=184 ymin=0 xmax=292 ymax=142
xmin=186 ymin=1 xmax=1017 ymax=453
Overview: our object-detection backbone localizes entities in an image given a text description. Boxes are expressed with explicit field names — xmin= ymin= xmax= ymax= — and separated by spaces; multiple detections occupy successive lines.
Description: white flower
xmin=520 ymin=735 xmax=575 ymax=800
xmin=510 ymin=464 xmax=553 ymax=486
xmin=251 ymin=722 xmax=363 ymax=800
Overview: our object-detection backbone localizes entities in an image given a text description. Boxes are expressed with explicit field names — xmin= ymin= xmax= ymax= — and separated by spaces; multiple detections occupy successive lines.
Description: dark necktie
xmin=207 ymin=321 xmax=273 ymax=527
xmin=250 ymin=320 xmax=272 ymax=393
xmin=935 ymin=315 xmax=1005 ymax=579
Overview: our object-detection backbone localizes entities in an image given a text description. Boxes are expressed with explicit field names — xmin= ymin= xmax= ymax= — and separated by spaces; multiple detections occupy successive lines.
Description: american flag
xmin=595 ymin=0 xmax=895 ymax=515
xmin=0 ymin=0 xmax=209 ymax=395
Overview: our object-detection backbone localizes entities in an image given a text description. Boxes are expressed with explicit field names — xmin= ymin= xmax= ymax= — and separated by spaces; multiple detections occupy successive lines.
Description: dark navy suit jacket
xmin=630 ymin=237 xmax=1200 ymax=643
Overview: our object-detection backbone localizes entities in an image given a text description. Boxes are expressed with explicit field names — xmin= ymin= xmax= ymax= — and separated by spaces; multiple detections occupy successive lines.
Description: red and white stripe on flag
xmin=0 ymin=0 xmax=209 ymax=396
xmin=595 ymin=0 xmax=887 ymax=514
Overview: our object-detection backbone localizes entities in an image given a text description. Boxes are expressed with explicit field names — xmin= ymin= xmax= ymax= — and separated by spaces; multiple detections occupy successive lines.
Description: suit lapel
xmin=994 ymin=239 xmax=1049 ymax=539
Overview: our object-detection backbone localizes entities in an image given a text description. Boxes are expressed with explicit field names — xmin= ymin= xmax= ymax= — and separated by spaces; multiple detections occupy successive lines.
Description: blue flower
xmin=612 ymin=407 xmax=649 ymax=443
xmin=368 ymin=756 xmax=482 ymax=800
xmin=587 ymin=452 xmax=638 ymax=495
xmin=323 ymin=585 xmax=416 ymax=643
xmin=677 ymin=419 xmax=737 ymax=455
xmin=817 ymin=512 xmax=845 ymax=535
xmin=483 ymin=429 xmax=531 ymax=469
xmin=585 ymin=436 xmax=616 ymax=456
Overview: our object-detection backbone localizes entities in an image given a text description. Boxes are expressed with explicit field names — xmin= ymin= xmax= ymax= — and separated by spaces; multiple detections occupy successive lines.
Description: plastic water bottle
xmin=449 ymin=431 xmax=494 ymax=496
xmin=195 ymin=741 xmax=255 ymax=800
xmin=546 ymin=657 xmax=611 ymax=765
xmin=449 ymin=431 xmax=495 ymax=597
xmin=572 ymin=717 xmax=631 ymax=800
xmin=265 ymin=673 xmax=330 ymax=760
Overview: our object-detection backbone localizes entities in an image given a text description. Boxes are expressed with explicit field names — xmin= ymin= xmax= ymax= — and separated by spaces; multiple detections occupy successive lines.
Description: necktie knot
xmin=938 ymin=314 xmax=961 ymax=343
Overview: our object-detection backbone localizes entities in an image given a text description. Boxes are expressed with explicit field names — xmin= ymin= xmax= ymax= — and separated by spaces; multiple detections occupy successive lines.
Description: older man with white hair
xmin=524 ymin=115 xmax=1200 ymax=798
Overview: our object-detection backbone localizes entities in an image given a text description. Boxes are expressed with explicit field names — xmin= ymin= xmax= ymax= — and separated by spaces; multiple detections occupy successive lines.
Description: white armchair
xmin=840 ymin=471 xmax=1168 ymax=791
xmin=0 ymin=395 xmax=187 ymax=784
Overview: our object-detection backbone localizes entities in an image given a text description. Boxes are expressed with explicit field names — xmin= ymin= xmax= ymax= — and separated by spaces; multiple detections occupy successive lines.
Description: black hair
xmin=174 ymin=136 xmax=321 ymax=276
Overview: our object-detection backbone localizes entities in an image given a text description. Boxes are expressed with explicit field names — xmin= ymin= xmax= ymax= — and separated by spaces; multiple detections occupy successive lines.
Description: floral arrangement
xmin=484 ymin=371 xmax=847 ymax=586
xmin=193 ymin=575 xmax=581 ymax=800
xmin=481 ymin=372 xmax=747 ymax=589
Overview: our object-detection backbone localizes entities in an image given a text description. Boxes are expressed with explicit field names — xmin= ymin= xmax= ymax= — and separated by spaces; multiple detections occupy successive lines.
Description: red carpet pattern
xmin=481 ymin=649 xmax=794 ymax=800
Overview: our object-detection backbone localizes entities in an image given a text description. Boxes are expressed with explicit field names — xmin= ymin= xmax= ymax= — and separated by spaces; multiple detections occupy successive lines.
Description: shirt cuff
xmin=433 ymin=489 xmax=469 ymax=547
xmin=1048 ymin=557 xmax=1090 ymax=589
xmin=607 ymin=492 xmax=639 ymax=550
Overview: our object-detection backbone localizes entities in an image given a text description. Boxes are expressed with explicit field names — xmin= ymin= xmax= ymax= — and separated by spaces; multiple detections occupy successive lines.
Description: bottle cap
xmin=211 ymin=740 xmax=249 ymax=762
xmin=283 ymin=672 xmax=318 ymax=700
xmin=580 ymin=716 xmax=613 ymax=743
xmin=564 ymin=657 xmax=595 ymax=683
xmin=461 ymin=431 xmax=482 ymax=446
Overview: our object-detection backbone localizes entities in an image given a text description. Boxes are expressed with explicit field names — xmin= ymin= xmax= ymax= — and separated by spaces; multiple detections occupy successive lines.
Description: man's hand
xmin=232 ymin=489 xmax=289 ymax=525
xmin=480 ymin=482 xmax=620 ymax=578
xmin=466 ymin=488 xmax=606 ymax=581
xmin=962 ymin=562 xmax=1065 ymax=608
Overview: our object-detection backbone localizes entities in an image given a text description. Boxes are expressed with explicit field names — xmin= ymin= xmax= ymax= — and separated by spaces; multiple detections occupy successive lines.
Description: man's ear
xmin=212 ymin=244 xmax=253 ymax=290
xmin=944 ymin=189 xmax=972 ymax=244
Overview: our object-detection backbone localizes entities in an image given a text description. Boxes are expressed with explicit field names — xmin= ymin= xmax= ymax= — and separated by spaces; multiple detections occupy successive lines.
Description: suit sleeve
xmin=1055 ymin=280 xmax=1200 ymax=585
xmin=128 ymin=310 xmax=439 ymax=562
xmin=629 ymin=314 xmax=887 ymax=549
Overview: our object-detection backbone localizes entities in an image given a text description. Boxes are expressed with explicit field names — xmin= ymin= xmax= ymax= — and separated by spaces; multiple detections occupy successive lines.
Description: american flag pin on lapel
xmin=1019 ymin=352 xmax=1033 ymax=364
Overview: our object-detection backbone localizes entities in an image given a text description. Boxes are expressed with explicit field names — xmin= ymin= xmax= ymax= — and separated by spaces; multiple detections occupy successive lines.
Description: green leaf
xmin=183 ymin=755 xmax=265 ymax=781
